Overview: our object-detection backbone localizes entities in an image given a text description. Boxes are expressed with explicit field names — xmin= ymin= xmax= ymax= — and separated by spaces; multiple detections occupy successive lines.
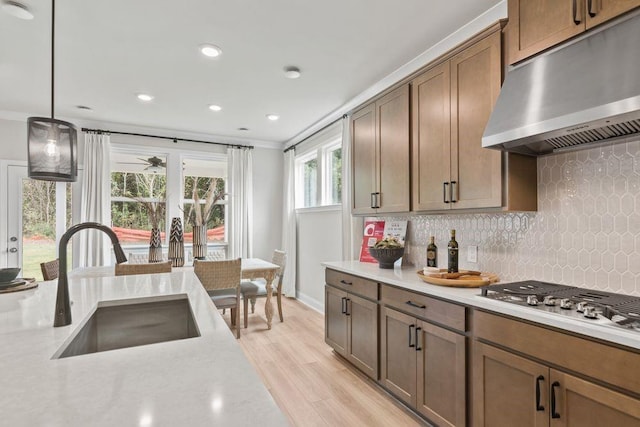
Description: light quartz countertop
xmin=0 ymin=270 xmax=288 ymax=426
xmin=323 ymin=261 xmax=640 ymax=351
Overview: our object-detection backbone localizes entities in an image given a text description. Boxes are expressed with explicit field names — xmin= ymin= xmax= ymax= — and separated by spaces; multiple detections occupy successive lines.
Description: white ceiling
xmin=0 ymin=0 xmax=503 ymax=147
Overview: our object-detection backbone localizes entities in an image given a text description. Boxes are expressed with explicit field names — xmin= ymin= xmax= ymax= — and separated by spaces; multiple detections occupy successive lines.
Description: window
xmin=295 ymin=138 xmax=342 ymax=208
xmin=110 ymin=152 xmax=167 ymax=251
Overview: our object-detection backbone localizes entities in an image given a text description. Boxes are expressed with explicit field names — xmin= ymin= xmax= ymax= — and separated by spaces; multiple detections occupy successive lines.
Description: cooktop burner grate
xmin=614 ymin=301 xmax=640 ymax=318
xmin=550 ymin=288 xmax=637 ymax=307
xmin=480 ymin=280 xmax=574 ymax=296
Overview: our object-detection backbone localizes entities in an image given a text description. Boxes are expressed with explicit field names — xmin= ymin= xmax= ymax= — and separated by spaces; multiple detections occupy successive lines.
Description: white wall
xmin=251 ymin=147 xmax=283 ymax=260
xmin=296 ymin=208 xmax=342 ymax=311
xmin=0 ymin=118 xmax=28 ymax=161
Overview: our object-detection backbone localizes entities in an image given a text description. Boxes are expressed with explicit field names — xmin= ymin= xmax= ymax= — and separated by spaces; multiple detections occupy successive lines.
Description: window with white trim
xmin=295 ymin=136 xmax=341 ymax=208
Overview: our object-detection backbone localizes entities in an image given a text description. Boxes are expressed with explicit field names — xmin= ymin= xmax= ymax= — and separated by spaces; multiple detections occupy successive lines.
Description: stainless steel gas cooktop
xmin=480 ymin=281 xmax=640 ymax=333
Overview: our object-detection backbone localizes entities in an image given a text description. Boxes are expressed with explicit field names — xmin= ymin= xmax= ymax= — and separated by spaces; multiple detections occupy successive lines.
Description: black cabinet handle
xmin=587 ymin=0 xmax=596 ymax=17
xmin=572 ymin=0 xmax=581 ymax=25
xmin=408 ymin=324 xmax=415 ymax=348
xmin=443 ymin=182 xmax=450 ymax=203
xmin=450 ymin=180 xmax=457 ymax=203
xmin=340 ymin=279 xmax=352 ymax=286
xmin=415 ymin=327 xmax=422 ymax=351
xmin=345 ymin=298 xmax=351 ymax=316
xmin=374 ymin=192 xmax=381 ymax=209
xmin=370 ymin=192 xmax=375 ymax=209
xmin=406 ymin=300 xmax=426 ymax=309
xmin=535 ymin=376 xmax=545 ymax=411
xmin=341 ymin=297 xmax=346 ymax=314
xmin=551 ymin=381 xmax=561 ymax=419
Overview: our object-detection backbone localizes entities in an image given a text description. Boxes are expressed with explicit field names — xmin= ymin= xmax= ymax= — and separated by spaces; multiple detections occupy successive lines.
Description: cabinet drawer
xmin=380 ymin=284 xmax=466 ymax=332
xmin=325 ymin=269 xmax=378 ymax=301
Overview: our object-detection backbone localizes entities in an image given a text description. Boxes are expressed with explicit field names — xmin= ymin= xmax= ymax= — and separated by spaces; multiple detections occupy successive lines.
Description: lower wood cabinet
xmin=325 ymin=285 xmax=378 ymax=379
xmin=380 ymin=306 xmax=466 ymax=427
xmin=473 ymin=341 xmax=640 ymax=427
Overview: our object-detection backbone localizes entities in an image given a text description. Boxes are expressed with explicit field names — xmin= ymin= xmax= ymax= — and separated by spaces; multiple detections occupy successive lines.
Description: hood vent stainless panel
xmin=482 ymin=10 xmax=640 ymax=156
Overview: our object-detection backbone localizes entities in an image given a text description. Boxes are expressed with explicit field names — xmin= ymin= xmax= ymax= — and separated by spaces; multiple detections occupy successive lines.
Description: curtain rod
xmin=81 ymin=128 xmax=254 ymax=150
xmin=283 ymin=114 xmax=347 ymax=153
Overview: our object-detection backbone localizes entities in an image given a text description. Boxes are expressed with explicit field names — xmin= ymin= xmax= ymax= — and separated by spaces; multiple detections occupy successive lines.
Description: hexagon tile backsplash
xmin=382 ymin=138 xmax=640 ymax=296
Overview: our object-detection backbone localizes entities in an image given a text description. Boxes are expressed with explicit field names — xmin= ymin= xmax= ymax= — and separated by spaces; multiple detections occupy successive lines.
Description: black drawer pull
xmin=450 ymin=180 xmax=457 ymax=203
xmin=535 ymin=376 xmax=545 ymax=411
xmin=341 ymin=297 xmax=346 ymax=314
xmin=405 ymin=300 xmax=426 ymax=309
xmin=370 ymin=192 xmax=376 ymax=209
xmin=415 ymin=327 xmax=422 ymax=351
xmin=345 ymin=298 xmax=351 ymax=316
xmin=551 ymin=381 xmax=561 ymax=419
xmin=443 ymin=182 xmax=449 ymax=203
xmin=339 ymin=279 xmax=353 ymax=286
xmin=408 ymin=324 xmax=415 ymax=348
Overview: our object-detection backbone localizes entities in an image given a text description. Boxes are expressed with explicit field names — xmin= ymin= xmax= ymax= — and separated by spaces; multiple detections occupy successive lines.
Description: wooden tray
xmin=416 ymin=270 xmax=499 ymax=288
xmin=0 ymin=278 xmax=38 ymax=294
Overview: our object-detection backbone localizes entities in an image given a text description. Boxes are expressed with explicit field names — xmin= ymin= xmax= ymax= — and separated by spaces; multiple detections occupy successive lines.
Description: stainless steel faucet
xmin=54 ymin=222 xmax=127 ymax=327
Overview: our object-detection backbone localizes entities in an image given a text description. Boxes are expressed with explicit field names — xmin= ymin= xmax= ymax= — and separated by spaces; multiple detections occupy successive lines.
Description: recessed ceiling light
xmin=283 ymin=66 xmax=301 ymax=79
xmin=2 ymin=1 xmax=34 ymax=20
xmin=137 ymin=93 xmax=154 ymax=102
xmin=76 ymin=105 xmax=93 ymax=111
xmin=200 ymin=44 xmax=222 ymax=58
xmin=266 ymin=114 xmax=279 ymax=121
xmin=208 ymin=104 xmax=222 ymax=112
xmin=237 ymin=127 xmax=249 ymax=131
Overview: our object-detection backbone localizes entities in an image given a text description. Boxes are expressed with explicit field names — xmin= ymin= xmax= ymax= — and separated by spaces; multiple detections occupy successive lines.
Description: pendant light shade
xmin=27 ymin=117 xmax=77 ymax=181
xmin=27 ymin=0 xmax=78 ymax=182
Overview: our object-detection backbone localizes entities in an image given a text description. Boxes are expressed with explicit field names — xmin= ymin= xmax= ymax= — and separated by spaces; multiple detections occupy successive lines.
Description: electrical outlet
xmin=467 ymin=245 xmax=478 ymax=263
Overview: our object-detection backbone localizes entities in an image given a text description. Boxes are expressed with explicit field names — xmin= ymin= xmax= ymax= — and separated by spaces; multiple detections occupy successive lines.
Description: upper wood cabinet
xmin=352 ymin=85 xmax=410 ymax=215
xmin=412 ymin=26 xmax=536 ymax=212
xmin=507 ymin=0 xmax=640 ymax=64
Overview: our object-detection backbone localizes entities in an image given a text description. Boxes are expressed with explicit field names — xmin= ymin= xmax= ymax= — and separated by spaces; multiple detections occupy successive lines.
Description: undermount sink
xmin=54 ymin=294 xmax=200 ymax=359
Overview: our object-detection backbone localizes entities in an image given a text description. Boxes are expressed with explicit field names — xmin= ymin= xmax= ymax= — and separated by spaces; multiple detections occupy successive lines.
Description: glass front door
xmin=7 ymin=165 xmax=72 ymax=280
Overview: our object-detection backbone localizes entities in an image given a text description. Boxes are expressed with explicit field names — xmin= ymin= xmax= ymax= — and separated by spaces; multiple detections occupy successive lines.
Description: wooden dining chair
xmin=240 ymin=250 xmax=286 ymax=328
xmin=194 ymin=258 xmax=242 ymax=338
xmin=40 ymin=259 xmax=59 ymax=281
xmin=115 ymin=261 xmax=172 ymax=276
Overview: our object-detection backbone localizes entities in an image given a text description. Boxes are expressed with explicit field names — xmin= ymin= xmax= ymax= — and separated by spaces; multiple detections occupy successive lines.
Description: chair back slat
xmin=40 ymin=259 xmax=59 ymax=281
xmin=194 ymin=258 xmax=241 ymax=291
xmin=115 ymin=261 xmax=172 ymax=276
xmin=271 ymin=250 xmax=286 ymax=289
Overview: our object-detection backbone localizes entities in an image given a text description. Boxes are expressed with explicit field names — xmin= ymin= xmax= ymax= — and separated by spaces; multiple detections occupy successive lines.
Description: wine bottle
xmin=447 ymin=229 xmax=458 ymax=273
xmin=426 ymin=236 xmax=437 ymax=267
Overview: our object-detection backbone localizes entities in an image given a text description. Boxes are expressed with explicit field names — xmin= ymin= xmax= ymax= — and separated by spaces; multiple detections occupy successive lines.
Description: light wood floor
xmin=218 ymin=297 xmax=427 ymax=426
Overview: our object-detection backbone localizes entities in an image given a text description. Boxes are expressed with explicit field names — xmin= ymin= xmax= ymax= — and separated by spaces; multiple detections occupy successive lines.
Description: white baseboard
xmin=295 ymin=291 xmax=324 ymax=314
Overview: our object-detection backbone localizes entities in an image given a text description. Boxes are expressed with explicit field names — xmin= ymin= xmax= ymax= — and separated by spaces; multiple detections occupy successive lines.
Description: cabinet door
xmin=376 ymin=85 xmax=410 ymax=213
xmin=380 ymin=306 xmax=417 ymax=407
xmin=549 ymin=370 xmax=640 ymax=427
xmin=325 ymin=286 xmax=348 ymax=356
xmin=473 ymin=342 xmax=549 ymax=427
xmin=411 ymin=61 xmax=452 ymax=211
xmin=507 ymin=0 xmax=585 ymax=64
xmin=585 ymin=0 xmax=640 ymax=28
xmin=416 ymin=321 xmax=466 ymax=427
xmin=346 ymin=293 xmax=378 ymax=380
xmin=450 ymin=30 xmax=502 ymax=209
xmin=352 ymin=103 xmax=377 ymax=214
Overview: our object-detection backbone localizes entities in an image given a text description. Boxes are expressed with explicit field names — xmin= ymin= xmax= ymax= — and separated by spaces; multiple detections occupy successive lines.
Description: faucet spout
xmin=54 ymin=222 xmax=127 ymax=327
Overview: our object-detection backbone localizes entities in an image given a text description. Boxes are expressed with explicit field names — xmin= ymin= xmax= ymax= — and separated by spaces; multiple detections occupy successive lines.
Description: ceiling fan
xmin=117 ymin=156 xmax=166 ymax=173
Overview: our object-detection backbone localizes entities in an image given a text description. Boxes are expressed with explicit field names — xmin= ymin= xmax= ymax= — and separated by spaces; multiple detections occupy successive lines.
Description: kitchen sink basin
xmin=54 ymin=294 xmax=200 ymax=359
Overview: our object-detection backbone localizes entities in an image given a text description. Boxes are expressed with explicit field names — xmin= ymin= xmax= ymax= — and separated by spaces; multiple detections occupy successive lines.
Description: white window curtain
xmin=227 ymin=147 xmax=253 ymax=258
xmin=281 ymin=149 xmax=296 ymax=297
xmin=78 ymin=132 xmax=112 ymax=267
xmin=341 ymin=115 xmax=361 ymax=260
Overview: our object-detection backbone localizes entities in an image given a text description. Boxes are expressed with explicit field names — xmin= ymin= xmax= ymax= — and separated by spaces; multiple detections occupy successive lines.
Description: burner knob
xmin=526 ymin=295 xmax=539 ymax=306
xmin=559 ymin=299 xmax=574 ymax=310
xmin=576 ymin=302 xmax=589 ymax=313
xmin=583 ymin=306 xmax=599 ymax=319
xmin=543 ymin=296 xmax=557 ymax=306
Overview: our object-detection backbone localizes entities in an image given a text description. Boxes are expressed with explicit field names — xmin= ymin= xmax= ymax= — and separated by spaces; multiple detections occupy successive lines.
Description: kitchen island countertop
xmin=323 ymin=261 xmax=640 ymax=351
xmin=0 ymin=270 xmax=288 ymax=426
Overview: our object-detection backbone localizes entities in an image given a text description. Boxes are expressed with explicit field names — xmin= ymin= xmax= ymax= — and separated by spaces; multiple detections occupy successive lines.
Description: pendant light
xmin=27 ymin=0 xmax=77 ymax=182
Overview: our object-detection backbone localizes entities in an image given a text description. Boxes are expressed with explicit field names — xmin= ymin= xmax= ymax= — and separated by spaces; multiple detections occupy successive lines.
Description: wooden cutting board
xmin=416 ymin=269 xmax=499 ymax=288
xmin=0 ymin=278 xmax=38 ymax=294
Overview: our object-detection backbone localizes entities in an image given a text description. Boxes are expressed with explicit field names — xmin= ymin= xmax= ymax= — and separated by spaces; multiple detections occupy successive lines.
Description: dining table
xmin=69 ymin=257 xmax=281 ymax=329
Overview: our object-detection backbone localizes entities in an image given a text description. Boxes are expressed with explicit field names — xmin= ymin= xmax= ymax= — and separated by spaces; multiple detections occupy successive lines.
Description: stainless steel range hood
xmin=482 ymin=10 xmax=640 ymax=156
